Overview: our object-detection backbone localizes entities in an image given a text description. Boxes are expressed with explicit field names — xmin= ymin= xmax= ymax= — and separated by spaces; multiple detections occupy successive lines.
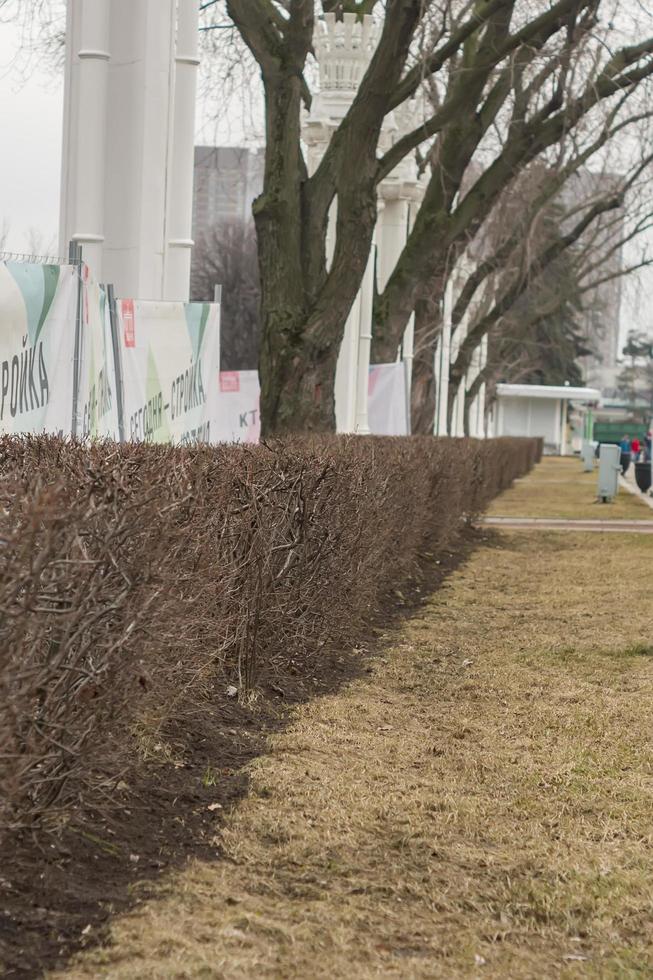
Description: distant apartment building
xmin=190 ymin=147 xmax=264 ymax=358
xmin=191 ymin=146 xmax=264 ymax=245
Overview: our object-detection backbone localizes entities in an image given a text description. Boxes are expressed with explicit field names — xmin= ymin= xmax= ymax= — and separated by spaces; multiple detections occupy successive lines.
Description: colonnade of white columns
xmin=307 ymin=14 xmax=425 ymax=434
xmin=60 ymin=0 xmax=199 ymax=301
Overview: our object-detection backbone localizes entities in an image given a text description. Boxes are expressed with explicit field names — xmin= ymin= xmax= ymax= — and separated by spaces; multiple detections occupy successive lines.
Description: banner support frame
xmin=69 ymin=240 xmax=84 ymax=438
xmin=106 ymin=283 xmax=126 ymax=442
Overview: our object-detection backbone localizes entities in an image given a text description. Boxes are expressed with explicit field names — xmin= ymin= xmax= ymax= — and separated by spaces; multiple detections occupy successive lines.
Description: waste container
xmin=634 ymin=461 xmax=652 ymax=494
xmin=598 ymin=444 xmax=620 ymax=502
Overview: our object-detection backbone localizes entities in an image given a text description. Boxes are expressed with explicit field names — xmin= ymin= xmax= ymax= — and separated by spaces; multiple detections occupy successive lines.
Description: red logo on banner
xmin=122 ymin=300 xmax=135 ymax=347
xmin=219 ymin=371 xmax=240 ymax=393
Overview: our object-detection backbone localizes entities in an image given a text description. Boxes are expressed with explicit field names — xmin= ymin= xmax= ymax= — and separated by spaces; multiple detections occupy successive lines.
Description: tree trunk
xmin=410 ymin=343 xmax=437 ymax=435
xmin=463 ymin=365 xmax=487 ymax=436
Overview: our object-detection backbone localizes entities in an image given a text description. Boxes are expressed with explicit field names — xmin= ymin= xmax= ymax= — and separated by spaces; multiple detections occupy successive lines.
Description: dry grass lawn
xmin=53 ymin=464 xmax=653 ymax=980
xmin=487 ymin=456 xmax=653 ymax=521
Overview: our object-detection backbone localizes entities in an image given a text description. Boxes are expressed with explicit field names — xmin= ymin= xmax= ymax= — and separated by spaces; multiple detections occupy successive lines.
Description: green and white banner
xmin=0 ymin=262 xmax=78 ymax=435
xmin=117 ymin=299 xmax=221 ymax=445
xmin=0 ymin=261 xmax=407 ymax=443
xmin=78 ymin=271 xmax=121 ymax=441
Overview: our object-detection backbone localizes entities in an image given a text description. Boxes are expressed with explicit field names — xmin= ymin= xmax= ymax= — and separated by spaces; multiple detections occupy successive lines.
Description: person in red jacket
xmin=631 ymin=436 xmax=641 ymax=460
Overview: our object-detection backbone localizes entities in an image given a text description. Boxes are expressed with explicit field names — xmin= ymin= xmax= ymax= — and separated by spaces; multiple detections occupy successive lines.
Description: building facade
xmin=191 ymin=146 xmax=264 ymax=245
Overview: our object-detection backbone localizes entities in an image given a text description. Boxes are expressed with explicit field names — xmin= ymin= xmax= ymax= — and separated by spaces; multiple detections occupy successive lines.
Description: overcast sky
xmin=0 ymin=19 xmax=62 ymax=253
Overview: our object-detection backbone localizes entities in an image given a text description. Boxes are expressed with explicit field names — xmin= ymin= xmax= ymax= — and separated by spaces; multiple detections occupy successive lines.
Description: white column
xmin=476 ymin=334 xmax=488 ymax=438
xmin=355 ymin=232 xmax=376 ymax=434
xmin=164 ymin=0 xmax=200 ymax=301
xmin=435 ymin=277 xmax=453 ymax=435
xmin=466 ymin=335 xmax=488 ymax=438
xmin=433 ymin=337 xmax=441 ymax=433
xmin=496 ymin=398 xmax=504 ymax=437
xmin=326 ymin=198 xmax=337 ymax=270
xmin=402 ymin=201 xmax=418 ymax=434
xmin=553 ymin=397 xmax=561 ymax=454
xmin=64 ymin=0 xmax=111 ymax=276
xmin=335 ymin=293 xmax=361 ymax=432
xmin=448 ymin=283 xmax=466 ymax=438
xmin=454 ymin=381 xmax=466 ymax=437
xmin=377 ymin=197 xmax=408 ymax=293
xmin=402 ymin=317 xmax=414 ymax=433
xmin=476 ymin=382 xmax=486 ymax=437
xmin=560 ymin=399 xmax=568 ymax=456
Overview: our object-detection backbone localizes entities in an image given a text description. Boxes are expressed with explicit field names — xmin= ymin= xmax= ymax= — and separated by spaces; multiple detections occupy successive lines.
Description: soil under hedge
xmin=0 ymin=434 xmax=540 ymax=977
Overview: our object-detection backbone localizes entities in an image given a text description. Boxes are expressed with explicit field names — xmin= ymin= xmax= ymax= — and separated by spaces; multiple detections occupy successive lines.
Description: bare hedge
xmin=0 ymin=435 xmax=540 ymax=838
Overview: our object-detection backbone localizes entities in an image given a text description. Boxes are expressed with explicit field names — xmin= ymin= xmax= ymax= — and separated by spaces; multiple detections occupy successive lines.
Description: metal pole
xmin=106 ymin=283 xmax=125 ymax=442
xmin=70 ymin=240 xmax=84 ymax=438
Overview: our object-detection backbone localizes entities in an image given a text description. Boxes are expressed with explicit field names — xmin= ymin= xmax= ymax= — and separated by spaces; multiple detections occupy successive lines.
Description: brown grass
xmin=52 ymin=475 xmax=653 ymax=978
xmin=487 ymin=456 xmax=653 ymax=521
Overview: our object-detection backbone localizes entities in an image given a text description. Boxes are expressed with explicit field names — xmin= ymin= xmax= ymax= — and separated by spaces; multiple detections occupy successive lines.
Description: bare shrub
xmin=0 ymin=434 xmax=540 ymax=840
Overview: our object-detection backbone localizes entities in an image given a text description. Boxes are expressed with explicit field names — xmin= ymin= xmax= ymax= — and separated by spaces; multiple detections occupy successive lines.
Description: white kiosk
xmin=491 ymin=383 xmax=601 ymax=455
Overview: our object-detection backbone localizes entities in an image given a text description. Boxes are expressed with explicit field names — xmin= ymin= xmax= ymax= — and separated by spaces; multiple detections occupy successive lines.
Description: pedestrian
xmin=645 ymin=432 xmax=652 ymax=463
xmin=631 ymin=435 xmax=641 ymax=461
xmin=619 ymin=434 xmax=632 ymax=475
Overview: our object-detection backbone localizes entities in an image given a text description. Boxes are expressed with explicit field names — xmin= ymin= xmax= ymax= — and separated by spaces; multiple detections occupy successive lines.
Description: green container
xmin=593 ymin=420 xmax=648 ymax=445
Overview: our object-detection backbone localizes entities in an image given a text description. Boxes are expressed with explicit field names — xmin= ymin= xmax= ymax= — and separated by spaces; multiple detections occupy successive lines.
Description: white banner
xmin=117 ymin=299 xmax=221 ymax=445
xmin=0 ymin=267 xmax=409 ymax=443
xmin=368 ymin=362 xmax=409 ymax=436
xmin=0 ymin=262 xmax=78 ymax=436
xmin=214 ymin=370 xmax=261 ymax=443
xmin=209 ymin=364 xmax=408 ymax=442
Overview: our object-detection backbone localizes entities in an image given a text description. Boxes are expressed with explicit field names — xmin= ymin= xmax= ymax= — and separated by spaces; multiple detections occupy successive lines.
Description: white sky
xmin=0 ymin=20 xmax=63 ymax=253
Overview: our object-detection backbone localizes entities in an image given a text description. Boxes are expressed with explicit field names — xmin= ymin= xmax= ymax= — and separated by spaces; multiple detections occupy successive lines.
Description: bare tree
xmin=0 ymin=0 xmax=65 ymax=74
xmin=450 ymin=144 xmax=653 ymax=429
xmin=221 ymin=0 xmax=653 ymax=434
xmin=191 ymin=220 xmax=260 ymax=370
xmin=460 ymin=163 xmax=653 ymax=431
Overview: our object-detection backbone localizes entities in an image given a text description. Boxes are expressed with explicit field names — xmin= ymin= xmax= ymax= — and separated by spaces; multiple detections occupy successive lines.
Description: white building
xmin=490 ymin=383 xmax=601 ymax=455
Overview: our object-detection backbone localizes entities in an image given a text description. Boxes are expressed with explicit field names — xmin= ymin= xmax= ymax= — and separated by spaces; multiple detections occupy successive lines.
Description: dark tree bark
xmin=228 ymin=0 xmax=423 ymax=435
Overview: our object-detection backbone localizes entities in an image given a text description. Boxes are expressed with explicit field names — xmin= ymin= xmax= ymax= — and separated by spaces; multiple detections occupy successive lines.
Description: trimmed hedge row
xmin=0 ymin=435 xmax=541 ymax=838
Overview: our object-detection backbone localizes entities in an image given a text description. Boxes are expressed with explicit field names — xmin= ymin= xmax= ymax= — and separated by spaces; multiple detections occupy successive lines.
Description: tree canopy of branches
xmin=214 ymin=0 xmax=653 ymax=435
xmin=8 ymin=1 xmax=653 ymax=433
xmin=472 ymin=247 xmax=591 ymax=414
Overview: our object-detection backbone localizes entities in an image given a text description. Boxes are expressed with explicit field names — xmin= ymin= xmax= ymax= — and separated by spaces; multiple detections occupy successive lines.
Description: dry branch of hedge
xmin=0 ymin=434 xmax=541 ymax=840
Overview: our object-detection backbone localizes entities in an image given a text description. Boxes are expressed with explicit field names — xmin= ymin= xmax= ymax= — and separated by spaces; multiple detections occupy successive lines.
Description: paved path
xmin=619 ymin=469 xmax=653 ymax=510
xmin=482 ymin=516 xmax=653 ymax=533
